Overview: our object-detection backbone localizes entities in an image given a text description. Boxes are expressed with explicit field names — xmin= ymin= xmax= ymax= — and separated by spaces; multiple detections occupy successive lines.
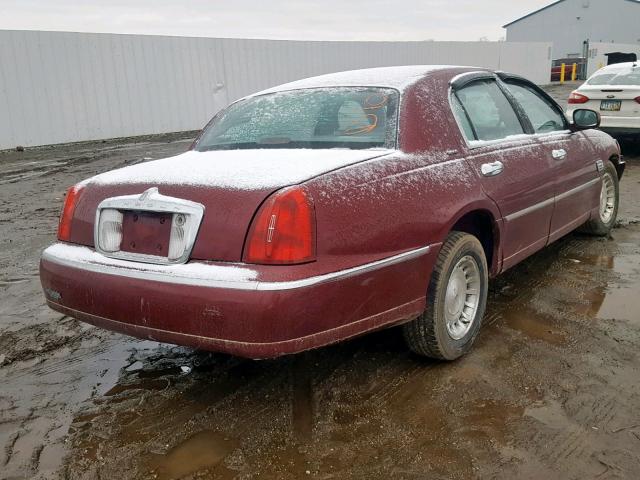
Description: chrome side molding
xmin=42 ymin=243 xmax=433 ymax=291
xmin=505 ymin=177 xmax=601 ymax=222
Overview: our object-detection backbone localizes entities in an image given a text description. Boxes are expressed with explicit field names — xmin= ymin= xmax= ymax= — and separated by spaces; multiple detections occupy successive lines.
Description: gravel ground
xmin=1 ymin=84 xmax=640 ymax=480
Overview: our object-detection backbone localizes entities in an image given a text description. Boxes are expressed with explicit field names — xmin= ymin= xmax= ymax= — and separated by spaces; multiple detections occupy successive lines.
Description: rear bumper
xmin=599 ymin=127 xmax=640 ymax=136
xmin=40 ymin=243 xmax=436 ymax=358
xmin=600 ymin=115 xmax=640 ymax=135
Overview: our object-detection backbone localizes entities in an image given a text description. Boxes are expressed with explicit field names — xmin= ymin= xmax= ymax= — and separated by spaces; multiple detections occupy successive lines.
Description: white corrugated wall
xmin=0 ymin=30 xmax=552 ymax=149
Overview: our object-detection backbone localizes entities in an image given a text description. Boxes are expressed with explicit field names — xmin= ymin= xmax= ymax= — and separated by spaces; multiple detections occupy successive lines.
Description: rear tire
xmin=578 ymin=161 xmax=619 ymax=236
xmin=403 ymin=232 xmax=488 ymax=360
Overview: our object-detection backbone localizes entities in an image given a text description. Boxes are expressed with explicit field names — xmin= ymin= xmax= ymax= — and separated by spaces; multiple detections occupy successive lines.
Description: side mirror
xmin=571 ymin=109 xmax=600 ymax=131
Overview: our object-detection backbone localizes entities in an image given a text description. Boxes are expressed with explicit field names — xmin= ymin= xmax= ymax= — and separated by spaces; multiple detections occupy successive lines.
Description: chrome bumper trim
xmin=505 ymin=197 xmax=554 ymax=222
xmin=259 ymin=245 xmax=432 ymax=291
xmin=42 ymin=243 xmax=432 ymax=291
xmin=555 ymin=177 xmax=601 ymax=201
xmin=505 ymin=177 xmax=601 ymax=222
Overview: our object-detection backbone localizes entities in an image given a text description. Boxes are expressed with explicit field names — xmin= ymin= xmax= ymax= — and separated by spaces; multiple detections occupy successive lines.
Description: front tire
xmin=579 ymin=161 xmax=619 ymax=236
xmin=403 ymin=232 xmax=488 ymax=360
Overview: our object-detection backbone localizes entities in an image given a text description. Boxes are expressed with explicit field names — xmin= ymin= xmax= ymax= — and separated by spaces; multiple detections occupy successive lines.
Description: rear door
xmin=452 ymin=77 xmax=557 ymax=270
xmin=502 ymin=78 xmax=601 ymax=242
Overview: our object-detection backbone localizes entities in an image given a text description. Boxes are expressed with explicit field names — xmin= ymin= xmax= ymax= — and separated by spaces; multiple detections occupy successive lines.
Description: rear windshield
xmin=195 ymin=87 xmax=399 ymax=151
xmin=587 ymin=67 xmax=640 ymax=86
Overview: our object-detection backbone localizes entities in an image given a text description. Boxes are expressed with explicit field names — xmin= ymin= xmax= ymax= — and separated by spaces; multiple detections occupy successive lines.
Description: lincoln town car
xmin=40 ymin=66 xmax=624 ymax=360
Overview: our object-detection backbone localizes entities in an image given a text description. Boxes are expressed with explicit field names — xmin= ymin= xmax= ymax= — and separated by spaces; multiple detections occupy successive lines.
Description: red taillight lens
xmin=635 ymin=96 xmax=640 ymax=104
xmin=568 ymin=91 xmax=589 ymax=104
xmin=244 ymin=186 xmax=316 ymax=265
xmin=57 ymin=184 xmax=83 ymax=241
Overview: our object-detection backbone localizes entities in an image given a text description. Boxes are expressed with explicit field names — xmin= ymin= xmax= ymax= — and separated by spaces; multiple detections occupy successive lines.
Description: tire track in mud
xmin=2 ymin=430 xmax=20 ymax=468
xmin=518 ymin=402 xmax=596 ymax=475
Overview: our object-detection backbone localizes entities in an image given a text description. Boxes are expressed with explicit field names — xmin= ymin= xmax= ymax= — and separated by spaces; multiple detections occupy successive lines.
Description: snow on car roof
xmin=252 ymin=65 xmax=465 ymax=96
xmin=598 ymin=61 xmax=638 ymax=72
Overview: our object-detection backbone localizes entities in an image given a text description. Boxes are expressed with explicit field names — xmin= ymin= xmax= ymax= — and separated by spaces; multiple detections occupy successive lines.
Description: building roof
xmin=503 ymin=0 xmax=640 ymax=28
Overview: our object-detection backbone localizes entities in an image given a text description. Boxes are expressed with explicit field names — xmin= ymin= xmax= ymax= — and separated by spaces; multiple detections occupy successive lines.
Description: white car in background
xmin=567 ymin=62 xmax=640 ymax=137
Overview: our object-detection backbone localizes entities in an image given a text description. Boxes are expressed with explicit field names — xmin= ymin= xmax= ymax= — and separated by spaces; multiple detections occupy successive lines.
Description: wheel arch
xmin=447 ymin=205 xmax=502 ymax=277
xmin=608 ymin=153 xmax=625 ymax=180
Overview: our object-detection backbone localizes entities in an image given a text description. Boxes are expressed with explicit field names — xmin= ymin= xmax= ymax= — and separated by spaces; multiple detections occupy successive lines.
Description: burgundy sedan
xmin=40 ymin=66 xmax=624 ymax=360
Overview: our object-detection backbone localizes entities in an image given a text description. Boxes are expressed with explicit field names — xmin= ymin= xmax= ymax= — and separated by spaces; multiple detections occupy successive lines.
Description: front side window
xmin=195 ymin=87 xmax=399 ymax=151
xmin=504 ymin=82 xmax=566 ymax=133
xmin=454 ymin=80 xmax=524 ymax=141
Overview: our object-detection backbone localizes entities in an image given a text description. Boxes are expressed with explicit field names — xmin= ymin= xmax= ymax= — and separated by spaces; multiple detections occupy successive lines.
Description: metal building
xmin=504 ymin=0 xmax=640 ymax=58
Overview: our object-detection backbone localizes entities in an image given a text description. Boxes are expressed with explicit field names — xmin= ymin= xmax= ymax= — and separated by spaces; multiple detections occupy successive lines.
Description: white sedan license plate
xmin=600 ymin=100 xmax=622 ymax=111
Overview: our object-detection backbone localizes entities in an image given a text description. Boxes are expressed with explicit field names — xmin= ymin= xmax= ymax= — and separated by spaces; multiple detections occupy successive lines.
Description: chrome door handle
xmin=481 ymin=161 xmax=504 ymax=177
xmin=552 ymin=149 xmax=567 ymax=160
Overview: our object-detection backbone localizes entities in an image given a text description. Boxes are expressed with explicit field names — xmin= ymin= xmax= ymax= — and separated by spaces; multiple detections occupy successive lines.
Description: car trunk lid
xmin=68 ymin=148 xmax=393 ymax=262
xmin=577 ymin=85 xmax=640 ymax=117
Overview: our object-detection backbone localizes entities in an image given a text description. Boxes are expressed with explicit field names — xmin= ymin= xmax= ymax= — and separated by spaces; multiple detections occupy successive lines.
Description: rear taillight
xmin=568 ymin=91 xmax=590 ymax=104
xmin=244 ymin=186 xmax=316 ymax=265
xmin=57 ymin=184 xmax=84 ymax=242
xmin=635 ymin=96 xmax=640 ymax=104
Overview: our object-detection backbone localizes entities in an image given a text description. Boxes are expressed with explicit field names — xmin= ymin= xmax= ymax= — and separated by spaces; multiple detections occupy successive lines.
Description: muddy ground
xmin=1 ymin=84 xmax=640 ymax=480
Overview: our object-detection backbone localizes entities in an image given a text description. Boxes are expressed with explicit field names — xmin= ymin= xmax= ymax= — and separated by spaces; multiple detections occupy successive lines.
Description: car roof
xmin=250 ymin=65 xmax=475 ymax=97
xmin=596 ymin=61 xmax=638 ymax=72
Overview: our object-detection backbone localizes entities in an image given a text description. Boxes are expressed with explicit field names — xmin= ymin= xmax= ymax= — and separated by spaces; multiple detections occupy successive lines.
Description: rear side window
xmin=504 ymin=82 xmax=566 ymax=133
xmin=451 ymin=95 xmax=475 ymax=140
xmin=454 ymin=80 xmax=524 ymax=142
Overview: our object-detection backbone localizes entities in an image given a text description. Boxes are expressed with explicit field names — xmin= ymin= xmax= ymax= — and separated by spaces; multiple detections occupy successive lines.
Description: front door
xmin=501 ymin=79 xmax=601 ymax=243
xmin=538 ymin=131 xmax=600 ymax=242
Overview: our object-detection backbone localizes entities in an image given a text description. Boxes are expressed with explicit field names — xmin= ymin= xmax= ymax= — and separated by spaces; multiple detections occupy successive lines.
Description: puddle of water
xmin=103 ymin=378 xmax=169 ymax=396
xmin=566 ymin=242 xmax=640 ymax=323
xmin=462 ymin=400 xmax=525 ymax=442
xmin=595 ymin=254 xmax=640 ymax=322
xmin=525 ymin=399 xmax=573 ymax=430
xmin=597 ymin=286 xmax=640 ymax=322
xmin=499 ymin=308 xmax=567 ymax=346
xmin=147 ymin=430 xmax=237 ymax=480
xmin=0 ymin=337 xmax=167 ymax=478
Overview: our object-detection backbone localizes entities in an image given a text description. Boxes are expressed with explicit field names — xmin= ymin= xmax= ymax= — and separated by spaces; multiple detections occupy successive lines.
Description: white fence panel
xmin=587 ymin=42 xmax=640 ymax=77
xmin=0 ymin=30 xmax=551 ymax=149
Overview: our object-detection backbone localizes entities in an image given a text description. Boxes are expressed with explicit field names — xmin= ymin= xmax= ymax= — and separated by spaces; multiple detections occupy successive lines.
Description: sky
xmin=0 ymin=0 xmax=555 ymax=41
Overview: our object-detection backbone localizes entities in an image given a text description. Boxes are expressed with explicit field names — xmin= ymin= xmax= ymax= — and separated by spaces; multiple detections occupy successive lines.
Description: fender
xmin=443 ymin=196 xmax=504 ymax=276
